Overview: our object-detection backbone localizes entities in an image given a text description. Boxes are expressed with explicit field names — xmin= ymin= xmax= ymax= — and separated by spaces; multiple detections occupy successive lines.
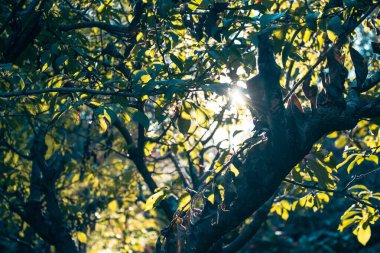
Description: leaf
xmin=98 ymin=115 xmax=108 ymax=133
xmin=357 ymin=225 xmax=371 ymax=246
xmin=177 ymin=114 xmax=191 ymax=134
xmin=366 ymin=155 xmax=378 ymax=164
xmin=230 ymin=163 xmax=239 ymax=176
xmin=347 ymin=156 xmax=360 ymax=174
xmin=327 ymin=16 xmax=344 ymax=36
xmin=260 ymin=12 xmax=286 ymax=27
xmin=188 ymin=0 xmax=203 ymax=11
xmin=16 ymin=75 xmax=25 ymax=89
xmin=41 ymin=63 xmax=49 ymax=72
xmin=108 ymin=200 xmax=118 ymax=212
xmin=334 ymin=135 xmax=347 ymax=149
xmin=316 ymin=192 xmax=330 ymax=203
xmin=338 ymin=217 xmax=357 ymax=231
xmin=308 ymin=160 xmax=333 ymax=187
xmin=77 ymin=232 xmax=87 ymax=244
xmin=306 ymin=12 xmax=320 ymax=30
xmin=350 ymin=46 xmax=368 ymax=85
xmin=337 ymin=153 xmax=356 ymax=169
xmin=132 ymin=111 xmax=150 ymax=130
xmin=104 ymin=108 xmax=117 ymax=125
xmin=372 ymin=42 xmax=380 ymax=55
xmin=136 ymin=32 xmax=144 ymax=42
xmin=282 ymin=28 xmax=303 ymax=67
xmin=202 ymin=82 xmax=229 ymax=95
xmin=145 ymin=190 xmax=165 ymax=211
xmin=170 ymin=54 xmax=184 ymax=71
xmin=140 ymin=74 xmax=152 ymax=84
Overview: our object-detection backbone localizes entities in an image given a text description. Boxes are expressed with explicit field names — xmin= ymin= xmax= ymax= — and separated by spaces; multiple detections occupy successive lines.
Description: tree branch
xmin=0 ymin=87 xmax=139 ymax=98
xmin=113 ymin=116 xmax=175 ymax=220
xmin=360 ymin=70 xmax=380 ymax=93
xmin=284 ymin=178 xmax=380 ymax=210
xmin=58 ymin=21 xmax=130 ymax=34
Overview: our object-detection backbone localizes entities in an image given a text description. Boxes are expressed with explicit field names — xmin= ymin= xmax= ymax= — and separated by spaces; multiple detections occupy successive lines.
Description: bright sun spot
xmin=230 ymin=88 xmax=246 ymax=106
xmin=230 ymin=81 xmax=247 ymax=106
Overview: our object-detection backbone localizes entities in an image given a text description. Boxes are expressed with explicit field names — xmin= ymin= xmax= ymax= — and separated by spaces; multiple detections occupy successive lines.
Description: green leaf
xmin=327 ymin=16 xmax=344 ymax=36
xmin=55 ymin=55 xmax=69 ymax=67
xmin=306 ymin=12 xmax=320 ymax=30
xmin=177 ymin=114 xmax=191 ymax=134
xmin=202 ymin=82 xmax=229 ymax=95
xmin=170 ymin=54 xmax=184 ymax=71
xmin=308 ymin=160 xmax=333 ymax=187
xmin=132 ymin=111 xmax=150 ymax=130
xmin=282 ymin=28 xmax=303 ymax=67
xmin=260 ymin=12 xmax=286 ymax=27
xmin=350 ymin=46 xmax=368 ymax=86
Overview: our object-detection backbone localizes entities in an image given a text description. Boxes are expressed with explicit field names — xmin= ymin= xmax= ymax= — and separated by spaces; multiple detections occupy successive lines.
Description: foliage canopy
xmin=1 ymin=0 xmax=380 ymax=252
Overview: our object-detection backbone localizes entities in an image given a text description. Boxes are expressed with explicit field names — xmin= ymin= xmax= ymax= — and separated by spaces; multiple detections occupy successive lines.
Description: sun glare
xmin=230 ymin=88 xmax=246 ymax=106
xmin=230 ymin=81 xmax=248 ymax=106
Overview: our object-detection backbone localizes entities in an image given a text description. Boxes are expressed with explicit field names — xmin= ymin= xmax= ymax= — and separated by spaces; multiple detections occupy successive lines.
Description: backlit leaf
xmin=77 ymin=232 xmax=87 ymax=244
xmin=357 ymin=225 xmax=371 ymax=246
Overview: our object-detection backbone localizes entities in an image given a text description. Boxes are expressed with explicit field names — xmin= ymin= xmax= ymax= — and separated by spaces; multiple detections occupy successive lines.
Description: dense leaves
xmin=0 ymin=0 xmax=380 ymax=252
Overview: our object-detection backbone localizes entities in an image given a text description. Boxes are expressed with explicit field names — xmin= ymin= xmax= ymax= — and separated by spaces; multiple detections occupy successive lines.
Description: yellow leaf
xmin=316 ymin=193 xmax=330 ymax=203
xmin=188 ymin=0 xmax=203 ymax=11
xmin=357 ymin=225 xmax=371 ymax=246
xmin=144 ymin=190 xmax=165 ymax=211
xmin=281 ymin=200 xmax=291 ymax=211
xmin=334 ymin=135 xmax=347 ymax=149
xmin=90 ymin=101 xmax=102 ymax=106
xmin=136 ymin=32 xmax=144 ymax=42
xmin=140 ymin=74 xmax=151 ymax=83
xmin=281 ymin=209 xmax=289 ymax=221
xmin=77 ymin=232 xmax=87 ymax=244
xmin=230 ymin=164 xmax=239 ymax=177
xmin=97 ymin=4 xmax=105 ymax=13
xmin=41 ymin=63 xmax=49 ymax=72
xmin=108 ymin=200 xmax=118 ymax=212
xmin=177 ymin=193 xmax=191 ymax=211
xmin=327 ymin=131 xmax=338 ymax=138
xmin=327 ymin=30 xmax=338 ymax=43
xmin=305 ymin=195 xmax=314 ymax=208
xmin=366 ymin=155 xmax=378 ymax=164
xmin=72 ymin=174 xmax=80 ymax=183
xmin=98 ymin=115 xmax=108 ymax=133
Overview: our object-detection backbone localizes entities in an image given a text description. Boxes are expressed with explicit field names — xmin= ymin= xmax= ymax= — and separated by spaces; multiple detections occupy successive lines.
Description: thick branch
xmin=26 ymin=128 xmax=78 ymax=253
xmin=360 ymin=70 xmax=380 ymax=92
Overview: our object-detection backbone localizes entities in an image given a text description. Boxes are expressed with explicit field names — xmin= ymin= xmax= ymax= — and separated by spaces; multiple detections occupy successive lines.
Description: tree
xmin=1 ymin=0 xmax=380 ymax=252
